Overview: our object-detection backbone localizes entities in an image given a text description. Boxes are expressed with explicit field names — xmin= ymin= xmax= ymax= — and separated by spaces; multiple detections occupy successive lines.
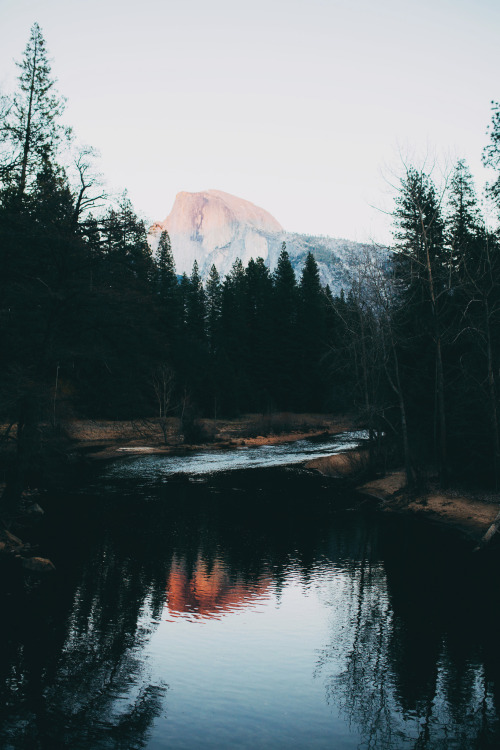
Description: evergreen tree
xmin=447 ymin=160 xmax=483 ymax=259
xmin=483 ymin=100 xmax=500 ymax=212
xmin=156 ymin=229 xmax=180 ymax=337
xmin=297 ymin=252 xmax=326 ymax=410
xmin=447 ymin=164 xmax=500 ymax=483
xmin=101 ymin=194 xmax=154 ymax=288
xmin=245 ymin=257 xmax=274 ymax=410
xmin=0 ymin=23 xmax=68 ymax=196
xmin=178 ymin=272 xmax=190 ymax=328
xmin=206 ymin=264 xmax=222 ymax=353
xmin=218 ymin=259 xmax=248 ymax=413
xmin=187 ymin=260 xmax=206 ymax=340
xmin=157 ymin=230 xmax=177 ymax=300
xmin=271 ymin=244 xmax=298 ymax=409
xmin=0 ymin=152 xmax=89 ymax=512
xmin=392 ymin=167 xmax=448 ymax=482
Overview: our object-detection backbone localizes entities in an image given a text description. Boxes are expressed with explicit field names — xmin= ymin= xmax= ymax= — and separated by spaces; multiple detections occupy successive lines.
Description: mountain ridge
xmin=149 ymin=189 xmax=385 ymax=293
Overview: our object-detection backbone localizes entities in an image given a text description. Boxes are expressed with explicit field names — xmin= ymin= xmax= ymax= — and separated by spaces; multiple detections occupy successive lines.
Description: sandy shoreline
xmin=306 ymin=452 xmax=500 ymax=547
xmin=76 ymin=417 xmax=500 ymax=547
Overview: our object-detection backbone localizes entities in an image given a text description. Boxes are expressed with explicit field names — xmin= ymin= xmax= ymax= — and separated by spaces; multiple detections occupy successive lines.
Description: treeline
xmin=333 ymin=153 xmax=500 ymax=488
xmin=3 ymin=23 xmax=500 ymax=503
xmin=0 ymin=25 xmax=345 ymax=507
xmin=153 ymin=235 xmax=338 ymax=417
xmin=0 ymin=174 xmax=338 ymax=421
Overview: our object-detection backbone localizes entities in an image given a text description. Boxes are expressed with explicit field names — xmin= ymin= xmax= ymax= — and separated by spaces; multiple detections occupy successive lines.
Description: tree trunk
xmin=435 ymin=335 xmax=448 ymax=485
xmin=485 ymin=300 xmax=500 ymax=488
xmin=19 ymin=40 xmax=37 ymax=197
xmin=384 ymin=329 xmax=415 ymax=487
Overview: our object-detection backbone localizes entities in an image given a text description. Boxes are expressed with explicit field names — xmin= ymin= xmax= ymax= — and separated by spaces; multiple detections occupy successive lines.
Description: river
xmin=1 ymin=433 xmax=500 ymax=749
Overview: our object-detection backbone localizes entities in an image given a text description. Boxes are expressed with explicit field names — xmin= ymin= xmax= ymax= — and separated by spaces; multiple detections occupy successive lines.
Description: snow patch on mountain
xmin=149 ymin=190 xmax=386 ymax=293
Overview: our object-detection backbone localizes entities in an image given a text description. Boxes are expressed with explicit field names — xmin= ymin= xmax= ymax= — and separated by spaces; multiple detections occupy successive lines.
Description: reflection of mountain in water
xmin=1 ymin=464 xmax=500 ymax=749
xmin=166 ymin=553 xmax=272 ymax=620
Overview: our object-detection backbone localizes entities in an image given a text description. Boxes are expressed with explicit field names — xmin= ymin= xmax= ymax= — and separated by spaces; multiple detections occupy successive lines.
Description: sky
xmin=1 ymin=0 xmax=499 ymax=244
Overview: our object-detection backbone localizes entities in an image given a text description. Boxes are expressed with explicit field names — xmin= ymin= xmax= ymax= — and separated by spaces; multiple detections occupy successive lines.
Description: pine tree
xmin=272 ymin=245 xmax=298 ymax=409
xmin=156 ymin=230 xmax=179 ymax=336
xmin=392 ymin=167 xmax=448 ymax=483
xmin=206 ymin=264 xmax=222 ymax=353
xmin=447 ymin=163 xmax=500 ymax=484
xmin=483 ymin=100 xmax=500 ymax=212
xmin=245 ymin=257 xmax=273 ymax=410
xmin=448 ymin=161 xmax=482 ymax=245
xmin=157 ymin=231 xmax=176 ymax=296
xmin=178 ymin=273 xmax=190 ymax=329
xmin=187 ymin=260 xmax=206 ymax=340
xmin=0 ymin=23 xmax=68 ymax=196
xmin=218 ymin=259 xmax=248 ymax=413
xmin=297 ymin=252 xmax=326 ymax=410
xmin=101 ymin=194 xmax=154 ymax=287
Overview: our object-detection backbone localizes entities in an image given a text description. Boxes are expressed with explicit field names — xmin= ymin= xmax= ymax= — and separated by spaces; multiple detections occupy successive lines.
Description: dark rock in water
xmin=21 ymin=556 xmax=56 ymax=573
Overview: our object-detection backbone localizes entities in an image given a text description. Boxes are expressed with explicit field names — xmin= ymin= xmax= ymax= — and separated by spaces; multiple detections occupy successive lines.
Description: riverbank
xmin=306 ymin=452 xmax=500 ymax=548
xmin=63 ymin=413 xmax=356 ymax=460
xmin=0 ymin=414 xmax=358 ymax=574
xmin=3 ymin=419 xmax=499 ymax=565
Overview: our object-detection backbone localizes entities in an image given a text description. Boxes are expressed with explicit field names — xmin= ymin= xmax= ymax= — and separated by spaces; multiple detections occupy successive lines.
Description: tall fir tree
xmin=187 ymin=260 xmax=207 ymax=341
xmin=206 ymin=264 xmax=223 ymax=353
xmin=245 ymin=257 xmax=274 ymax=411
xmin=0 ymin=23 xmax=68 ymax=196
xmin=156 ymin=229 xmax=180 ymax=338
xmin=271 ymin=244 xmax=298 ymax=409
xmin=392 ymin=167 xmax=448 ymax=482
xmin=483 ymin=100 xmax=500 ymax=212
xmin=447 ymin=162 xmax=500 ymax=483
xmin=218 ymin=259 xmax=248 ymax=413
xmin=297 ymin=252 xmax=326 ymax=410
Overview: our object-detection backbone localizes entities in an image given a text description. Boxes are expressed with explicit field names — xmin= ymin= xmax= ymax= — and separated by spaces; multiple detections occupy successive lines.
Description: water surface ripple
xmin=1 ymin=434 xmax=500 ymax=749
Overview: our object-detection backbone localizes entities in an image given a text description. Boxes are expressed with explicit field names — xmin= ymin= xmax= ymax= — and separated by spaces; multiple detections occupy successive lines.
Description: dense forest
xmin=2 ymin=24 xmax=500 ymax=515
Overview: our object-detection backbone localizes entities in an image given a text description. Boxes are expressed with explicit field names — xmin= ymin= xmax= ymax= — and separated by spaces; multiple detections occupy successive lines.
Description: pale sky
xmin=1 ymin=0 xmax=499 ymax=244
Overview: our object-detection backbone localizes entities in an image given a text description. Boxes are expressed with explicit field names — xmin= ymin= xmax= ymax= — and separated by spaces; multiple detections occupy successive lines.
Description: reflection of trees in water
xmin=315 ymin=523 xmax=500 ymax=748
xmin=3 ymin=469 xmax=499 ymax=749
xmin=0 ymin=535 xmax=168 ymax=749
xmin=0 ymin=469 xmax=355 ymax=748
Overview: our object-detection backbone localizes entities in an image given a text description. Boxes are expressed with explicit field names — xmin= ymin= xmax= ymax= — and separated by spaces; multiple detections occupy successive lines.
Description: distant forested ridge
xmin=2 ymin=24 xmax=500 ymax=516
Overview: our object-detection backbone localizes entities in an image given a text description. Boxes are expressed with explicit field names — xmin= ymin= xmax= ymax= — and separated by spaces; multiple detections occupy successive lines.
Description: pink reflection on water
xmin=165 ymin=554 xmax=272 ymax=621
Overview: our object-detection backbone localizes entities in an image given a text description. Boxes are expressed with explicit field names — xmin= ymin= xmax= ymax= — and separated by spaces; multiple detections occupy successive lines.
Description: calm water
xmin=1 ymin=436 xmax=500 ymax=749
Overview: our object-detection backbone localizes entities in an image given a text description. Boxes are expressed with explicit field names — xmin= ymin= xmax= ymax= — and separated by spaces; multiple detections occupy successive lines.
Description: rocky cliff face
xmin=149 ymin=189 xmax=386 ymax=293
xmin=149 ymin=189 xmax=284 ymax=279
